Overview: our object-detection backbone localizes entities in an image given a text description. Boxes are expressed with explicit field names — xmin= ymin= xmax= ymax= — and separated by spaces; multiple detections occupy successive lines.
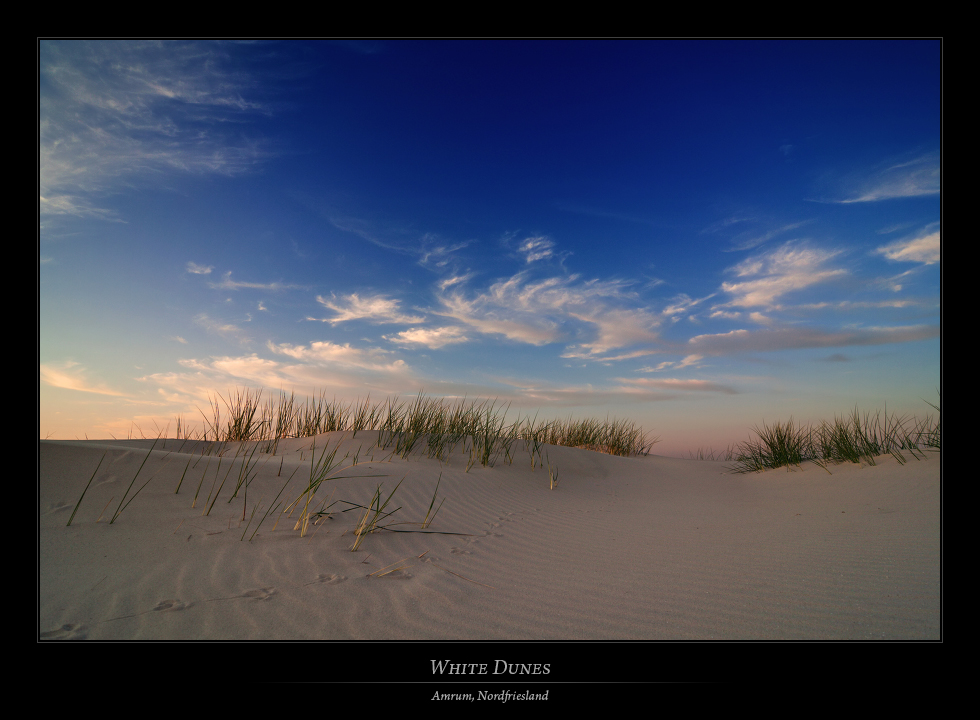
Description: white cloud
xmin=436 ymin=291 xmax=561 ymax=345
xmin=419 ymin=236 xmax=472 ymax=268
xmin=438 ymin=274 xmax=474 ymax=291
xmin=709 ymin=310 xmax=742 ymax=320
xmin=150 ymin=345 xmax=414 ymax=400
xmin=208 ymin=272 xmax=303 ymax=292
xmin=518 ymin=236 xmax=555 ymax=263
xmin=688 ymin=324 xmax=939 ymax=354
xmin=617 ymin=377 xmax=738 ymax=394
xmin=875 ymin=226 xmax=940 ymax=265
xmin=194 ymin=313 xmax=250 ymax=343
xmin=720 ymin=242 xmax=845 ymax=308
xmin=837 ymin=152 xmax=940 ymax=203
xmin=726 ymin=220 xmax=813 ymax=252
xmin=637 ymin=355 xmax=703 ymax=373
xmin=186 ymin=262 xmax=213 ymax=275
xmin=384 ymin=326 xmax=469 ymax=348
xmin=40 ymin=361 xmax=128 ymax=396
xmin=662 ymin=293 xmax=716 ymax=317
xmin=434 ymin=271 xmax=656 ymax=356
xmin=564 ymin=307 xmax=661 ymax=356
xmin=267 ymin=341 xmax=408 ymax=373
xmin=40 ymin=40 xmax=270 ymax=225
xmin=316 ymin=293 xmax=426 ymax=324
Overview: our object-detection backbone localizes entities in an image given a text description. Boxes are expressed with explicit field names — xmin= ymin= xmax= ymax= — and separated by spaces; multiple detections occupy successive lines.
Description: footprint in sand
xmin=40 ymin=623 xmax=88 ymax=640
xmin=309 ymin=574 xmax=347 ymax=585
xmin=152 ymin=599 xmax=189 ymax=612
xmin=382 ymin=570 xmax=412 ymax=579
xmin=241 ymin=587 xmax=277 ymax=601
xmin=450 ymin=547 xmax=471 ymax=555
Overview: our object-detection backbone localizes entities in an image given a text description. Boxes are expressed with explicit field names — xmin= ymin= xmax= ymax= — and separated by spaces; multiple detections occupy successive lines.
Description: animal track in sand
xmin=205 ymin=587 xmax=278 ymax=603
xmin=307 ymin=573 xmax=347 ymax=586
xmin=152 ymin=599 xmax=189 ymax=612
xmin=44 ymin=501 xmax=73 ymax=514
xmin=241 ymin=587 xmax=277 ymax=601
xmin=96 ymin=474 xmax=118 ymax=487
xmin=103 ymin=598 xmax=193 ymax=623
xmin=39 ymin=623 xmax=88 ymax=640
xmin=480 ymin=521 xmax=504 ymax=538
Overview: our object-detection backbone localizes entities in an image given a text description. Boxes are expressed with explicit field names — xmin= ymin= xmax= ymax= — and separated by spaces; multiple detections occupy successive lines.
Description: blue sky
xmin=39 ymin=40 xmax=940 ymax=454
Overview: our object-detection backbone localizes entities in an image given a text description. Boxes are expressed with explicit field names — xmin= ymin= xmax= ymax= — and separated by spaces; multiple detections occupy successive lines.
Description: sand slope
xmin=39 ymin=433 xmax=940 ymax=640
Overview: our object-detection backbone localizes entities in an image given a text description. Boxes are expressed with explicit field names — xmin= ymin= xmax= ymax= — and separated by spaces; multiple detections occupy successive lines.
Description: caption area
xmin=431 ymin=690 xmax=549 ymax=702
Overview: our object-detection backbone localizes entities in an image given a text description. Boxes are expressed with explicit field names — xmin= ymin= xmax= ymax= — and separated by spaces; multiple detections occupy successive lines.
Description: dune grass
xmin=349 ymin=479 xmax=404 ymax=551
xmin=175 ymin=388 xmax=656 ymax=464
xmin=67 ymin=449 xmax=108 ymax=526
xmin=725 ymin=398 xmax=940 ymax=473
xmin=69 ymin=389 xmax=938 ymax=532
xmin=109 ymin=437 xmax=161 ymax=524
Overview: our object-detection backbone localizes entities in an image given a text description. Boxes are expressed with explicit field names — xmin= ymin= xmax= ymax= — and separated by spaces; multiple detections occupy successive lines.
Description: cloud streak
xmin=40 ymin=361 xmax=128 ymax=396
xmin=837 ymin=152 xmax=940 ymax=203
xmin=186 ymin=262 xmax=214 ymax=275
xmin=267 ymin=341 xmax=408 ymax=374
xmin=433 ymin=270 xmax=659 ymax=356
xmin=616 ymin=377 xmax=738 ymax=394
xmin=208 ymin=272 xmax=304 ymax=292
xmin=384 ymin=326 xmax=469 ymax=348
xmin=720 ymin=242 xmax=846 ymax=309
xmin=875 ymin=225 xmax=940 ymax=265
xmin=688 ymin=324 xmax=939 ymax=355
xmin=316 ymin=293 xmax=425 ymax=325
xmin=40 ymin=40 xmax=271 ymax=225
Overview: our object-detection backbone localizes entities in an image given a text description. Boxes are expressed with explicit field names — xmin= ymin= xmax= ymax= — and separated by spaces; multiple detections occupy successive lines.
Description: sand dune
xmin=39 ymin=433 xmax=940 ymax=640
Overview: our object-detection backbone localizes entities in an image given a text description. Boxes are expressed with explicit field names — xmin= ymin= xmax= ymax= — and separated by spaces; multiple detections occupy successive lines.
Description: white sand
xmin=39 ymin=433 xmax=940 ymax=640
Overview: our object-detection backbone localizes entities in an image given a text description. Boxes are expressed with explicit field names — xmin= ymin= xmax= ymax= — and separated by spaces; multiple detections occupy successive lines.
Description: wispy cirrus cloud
xmin=726 ymin=220 xmax=813 ymax=252
xmin=875 ymin=224 xmax=940 ymax=265
xmin=639 ymin=355 xmax=703 ymax=372
xmin=40 ymin=361 xmax=128 ymax=396
xmin=193 ymin=313 xmax=250 ymax=343
xmin=329 ymin=219 xmax=471 ymax=270
xmin=616 ymin=377 xmax=738 ymax=394
xmin=384 ymin=326 xmax=469 ymax=348
xmin=419 ymin=235 xmax=472 ymax=269
xmin=719 ymin=242 xmax=846 ymax=309
xmin=563 ymin=307 xmax=661 ymax=357
xmin=267 ymin=340 xmax=408 ymax=374
xmin=662 ymin=293 xmax=716 ymax=318
xmin=146 ymin=345 xmax=414 ymax=404
xmin=436 ymin=290 xmax=561 ymax=346
xmin=315 ymin=293 xmax=426 ymax=325
xmin=40 ymin=40 xmax=272 ymax=227
xmin=186 ymin=262 xmax=214 ymax=275
xmin=688 ymin=324 xmax=939 ymax=355
xmin=833 ymin=152 xmax=940 ymax=204
xmin=433 ymin=270 xmax=659 ymax=356
xmin=208 ymin=272 xmax=304 ymax=292
xmin=518 ymin=236 xmax=555 ymax=263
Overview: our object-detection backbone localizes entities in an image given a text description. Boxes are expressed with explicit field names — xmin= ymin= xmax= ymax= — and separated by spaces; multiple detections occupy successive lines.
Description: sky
xmin=39 ymin=39 xmax=941 ymax=455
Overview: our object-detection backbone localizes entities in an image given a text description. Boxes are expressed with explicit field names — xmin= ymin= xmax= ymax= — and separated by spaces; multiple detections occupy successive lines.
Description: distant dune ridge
xmin=39 ymin=421 xmax=939 ymax=640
